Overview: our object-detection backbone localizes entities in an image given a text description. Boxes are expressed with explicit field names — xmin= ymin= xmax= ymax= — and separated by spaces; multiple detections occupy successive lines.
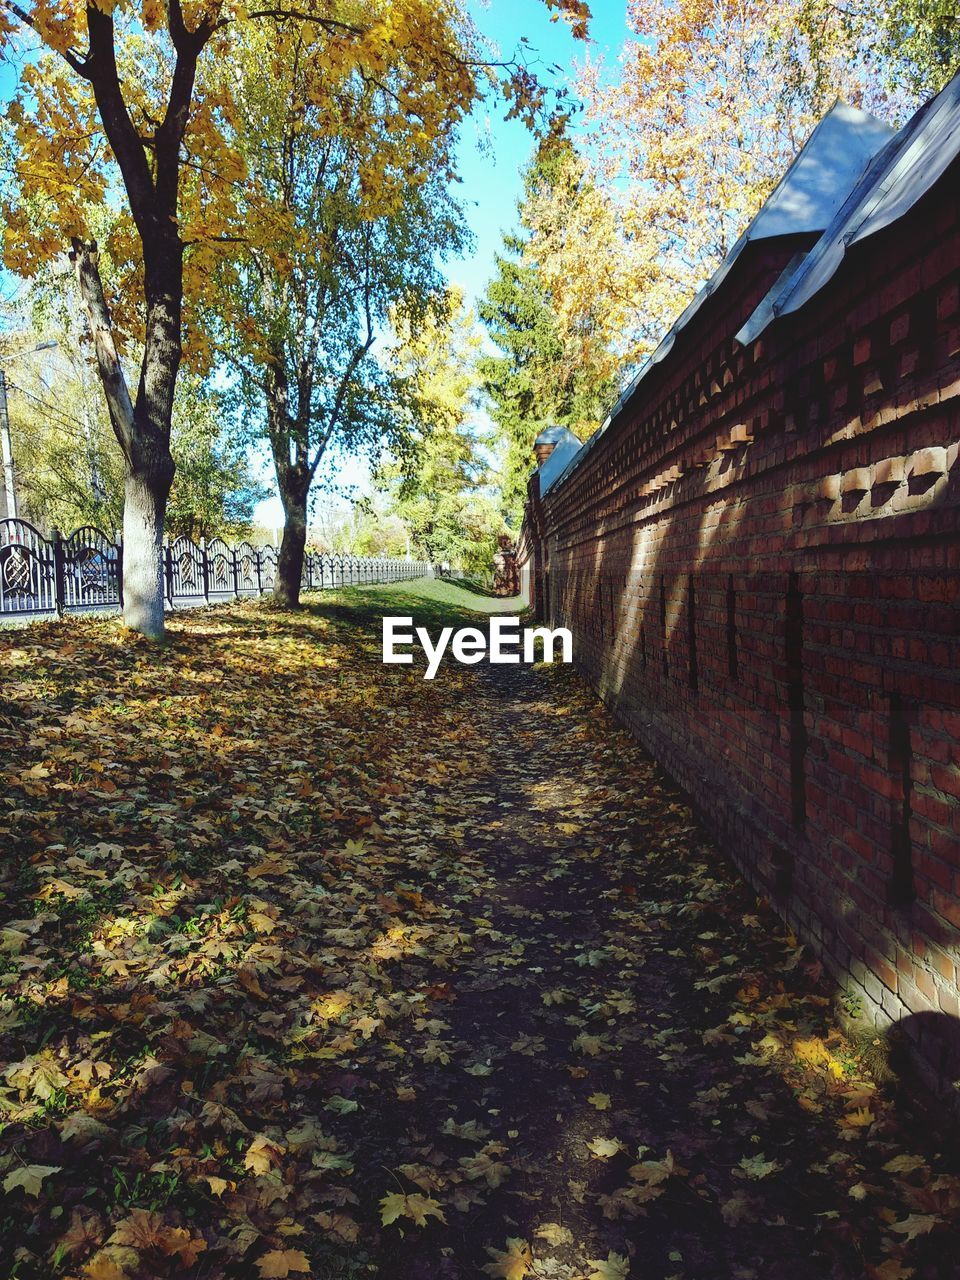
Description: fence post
xmin=231 ymin=544 xmax=240 ymax=598
xmin=116 ymin=530 xmax=124 ymax=608
xmin=51 ymin=528 xmax=66 ymax=616
xmin=200 ymin=537 xmax=210 ymax=603
xmin=255 ymin=547 xmax=263 ymax=596
xmin=163 ymin=538 xmax=174 ymax=605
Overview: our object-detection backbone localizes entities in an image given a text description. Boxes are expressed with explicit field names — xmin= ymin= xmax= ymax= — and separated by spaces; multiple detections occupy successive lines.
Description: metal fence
xmin=0 ymin=518 xmax=429 ymax=619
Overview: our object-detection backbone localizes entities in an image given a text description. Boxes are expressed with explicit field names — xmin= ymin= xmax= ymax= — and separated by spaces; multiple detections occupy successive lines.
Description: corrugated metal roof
xmin=544 ymin=100 xmax=896 ymax=498
xmin=737 ymin=70 xmax=960 ymax=344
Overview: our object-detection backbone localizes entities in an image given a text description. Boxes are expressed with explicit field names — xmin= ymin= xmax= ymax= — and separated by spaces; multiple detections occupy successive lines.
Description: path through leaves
xmin=1 ymin=582 xmax=958 ymax=1279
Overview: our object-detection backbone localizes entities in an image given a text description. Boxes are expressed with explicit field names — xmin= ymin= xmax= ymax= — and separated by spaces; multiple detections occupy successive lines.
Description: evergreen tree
xmin=478 ymin=132 xmax=614 ymax=529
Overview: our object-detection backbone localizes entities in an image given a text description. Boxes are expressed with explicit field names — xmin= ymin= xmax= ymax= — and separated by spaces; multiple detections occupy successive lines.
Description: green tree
xmin=478 ymin=132 xmax=615 ymax=528
xmin=163 ymin=384 xmax=269 ymax=543
xmin=8 ymin=345 xmax=264 ymax=541
xmin=206 ymin=26 xmax=467 ymax=607
xmin=2 ymin=288 xmax=262 ymax=539
xmin=797 ymin=0 xmax=960 ymax=98
xmin=380 ymin=291 xmax=502 ymax=575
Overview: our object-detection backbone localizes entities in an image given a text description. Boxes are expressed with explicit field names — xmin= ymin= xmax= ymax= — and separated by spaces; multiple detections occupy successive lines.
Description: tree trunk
xmin=123 ymin=467 xmax=171 ymax=640
xmin=72 ymin=237 xmax=179 ymax=640
xmin=274 ymin=487 xmax=307 ymax=609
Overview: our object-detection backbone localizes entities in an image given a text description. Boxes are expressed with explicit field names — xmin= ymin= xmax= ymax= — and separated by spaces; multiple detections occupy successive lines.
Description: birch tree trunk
xmin=63 ymin=6 xmax=204 ymax=639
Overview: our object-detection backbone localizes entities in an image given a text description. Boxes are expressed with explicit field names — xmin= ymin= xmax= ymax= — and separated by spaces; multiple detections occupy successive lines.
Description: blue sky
xmin=0 ymin=3 xmax=632 ymax=530
xmin=449 ymin=1 xmax=629 ymax=308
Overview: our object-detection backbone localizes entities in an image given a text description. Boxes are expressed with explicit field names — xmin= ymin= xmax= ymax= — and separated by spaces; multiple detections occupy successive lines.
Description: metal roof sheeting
xmin=603 ymin=102 xmax=895 ymax=428
xmin=737 ymin=70 xmax=960 ymax=344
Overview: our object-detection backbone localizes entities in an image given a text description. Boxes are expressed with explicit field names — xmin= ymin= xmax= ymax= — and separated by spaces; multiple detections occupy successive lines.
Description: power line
xmin=4 ymin=380 xmax=96 ymax=437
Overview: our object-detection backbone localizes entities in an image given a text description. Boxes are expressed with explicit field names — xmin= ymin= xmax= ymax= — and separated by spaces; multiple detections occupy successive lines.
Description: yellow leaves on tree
xmin=523 ymin=0 xmax=909 ymax=382
xmin=2 ymin=0 xmax=588 ymax=367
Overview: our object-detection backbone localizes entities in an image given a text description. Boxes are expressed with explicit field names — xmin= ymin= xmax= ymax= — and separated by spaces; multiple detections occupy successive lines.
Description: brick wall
xmin=518 ymin=160 xmax=960 ymax=1104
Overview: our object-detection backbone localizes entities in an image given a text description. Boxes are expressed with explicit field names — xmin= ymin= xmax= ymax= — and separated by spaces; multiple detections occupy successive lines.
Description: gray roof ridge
xmin=737 ymin=68 xmax=960 ymax=343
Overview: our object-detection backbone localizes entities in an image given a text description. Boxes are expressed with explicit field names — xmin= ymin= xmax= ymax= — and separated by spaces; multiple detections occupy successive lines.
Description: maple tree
xmin=0 ymin=0 xmax=592 ymax=638
xmin=1 ymin=577 xmax=958 ymax=1276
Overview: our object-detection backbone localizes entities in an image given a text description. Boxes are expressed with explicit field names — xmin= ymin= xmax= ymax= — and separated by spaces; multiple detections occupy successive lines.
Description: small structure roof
xmin=536 ymin=427 xmax=583 ymax=495
xmin=534 ymin=425 xmax=571 ymax=446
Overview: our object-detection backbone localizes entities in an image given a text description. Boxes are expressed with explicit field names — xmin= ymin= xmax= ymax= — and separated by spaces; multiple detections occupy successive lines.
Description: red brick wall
xmin=519 ymin=166 xmax=960 ymax=1102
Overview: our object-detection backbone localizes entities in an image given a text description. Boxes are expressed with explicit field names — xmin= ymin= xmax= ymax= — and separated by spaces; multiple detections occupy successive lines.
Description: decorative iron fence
xmin=0 ymin=518 xmax=429 ymax=619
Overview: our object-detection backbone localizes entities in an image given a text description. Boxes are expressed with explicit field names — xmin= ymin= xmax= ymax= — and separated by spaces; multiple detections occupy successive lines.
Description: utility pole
xmin=0 ymin=369 xmax=16 ymax=520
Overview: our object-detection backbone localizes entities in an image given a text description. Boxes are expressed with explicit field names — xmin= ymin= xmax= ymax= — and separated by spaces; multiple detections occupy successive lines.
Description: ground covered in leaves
xmin=1 ymin=580 xmax=958 ymax=1280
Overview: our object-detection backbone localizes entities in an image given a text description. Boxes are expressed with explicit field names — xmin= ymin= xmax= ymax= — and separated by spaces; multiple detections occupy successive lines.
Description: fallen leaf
xmin=587 ymin=1251 xmax=630 ymax=1279
xmin=587 ymin=1136 xmax=625 ymax=1159
xmin=482 ymin=1237 xmax=533 ymax=1280
xmin=889 ymin=1213 xmax=938 ymax=1242
xmin=2 ymin=1164 xmax=61 ymax=1197
xmin=379 ymin=1192 xmax=446 ymax=1227
xmin=535 ymin=1222 xmax=574 ymax=1246
xmin=256 ymin=1249 xmax=311 ymax=1277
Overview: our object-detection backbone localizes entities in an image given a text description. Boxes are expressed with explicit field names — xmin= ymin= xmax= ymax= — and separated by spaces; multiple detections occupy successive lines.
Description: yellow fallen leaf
xmin=587 ymin=1251 xmax=630 ymax=1279
xmin=256 ymin=1249 xmax=311 ymax=1277
xmin=244 ymin=1135 xmax=284 ymax=1176
xmin=839 ymin=1106 xmax=874 ymax=1129
xmin=587 ymin=1136 xmax=625 ymax=1159
xmin=587 ymin=1092 xmax=611 ymax=1110
xmin=482 ymin=1238 xmax=533 ymax=1280
xmin=379 ymin=1192 xmax=445 ymax=1227
xmin=882 ymin=1154 xmax=926 ymax=1175
xmin=794 ymin=1036 xmax=844 ymax=1078
xmin=890 ymin=1213 xmax=937 ymax=1241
